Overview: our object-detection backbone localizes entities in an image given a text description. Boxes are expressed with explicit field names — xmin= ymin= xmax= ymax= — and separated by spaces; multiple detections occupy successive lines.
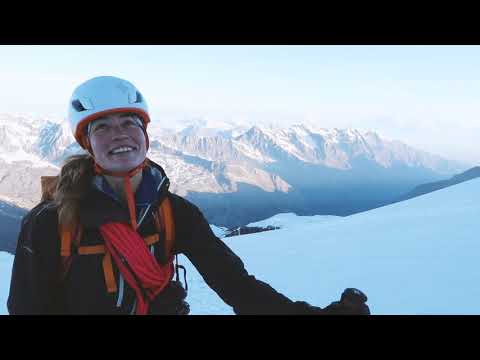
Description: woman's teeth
xmin=110 ymin=146 xmax=134 ymax=154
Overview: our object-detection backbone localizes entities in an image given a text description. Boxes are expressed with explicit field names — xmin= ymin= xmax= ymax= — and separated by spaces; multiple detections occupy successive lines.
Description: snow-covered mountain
xmin=0 ymin=113 xmax=469 ymax=227
xmin=2 ymin=176 xmax=479 ymax=314
xmin=147 ymin=123 xmax=467 ymax=226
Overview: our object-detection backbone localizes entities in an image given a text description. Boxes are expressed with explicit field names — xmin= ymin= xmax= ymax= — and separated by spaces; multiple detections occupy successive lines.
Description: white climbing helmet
xmin=68 ymin=76 xmax=150 ymax=149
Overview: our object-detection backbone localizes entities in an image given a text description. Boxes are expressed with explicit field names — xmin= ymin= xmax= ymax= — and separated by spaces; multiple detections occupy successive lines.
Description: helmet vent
xmin=72 ymin=99 xmax=87 ymax=112
xmin=134 ymin=91 xmax=143 ymax=103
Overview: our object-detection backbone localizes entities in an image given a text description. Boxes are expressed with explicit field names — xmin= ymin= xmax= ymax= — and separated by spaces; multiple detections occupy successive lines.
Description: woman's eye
xmin=93 ymin=124 xmax=107 ymax=132
xmin=124 ymin=120 xmax=138 ymax=128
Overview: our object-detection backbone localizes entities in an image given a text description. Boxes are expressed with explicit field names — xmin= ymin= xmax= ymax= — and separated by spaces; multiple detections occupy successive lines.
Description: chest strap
xmin=77 ymin=234 xmax=160 ymax=255
xmin=76 ymin=234 xmax=160 ymax=293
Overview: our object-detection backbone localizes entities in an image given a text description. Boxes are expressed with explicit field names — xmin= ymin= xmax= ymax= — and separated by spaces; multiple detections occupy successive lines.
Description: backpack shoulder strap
xmin=58 ymin=221 xmax=83 ymax=279
xmin=59 ymin=220 xmax=118 ymax=292
xmin=156 ymin=195 xmax=186 ymax=288
xmin=160 ymin=196 xmax=175 ymax=258
xmin=153 ymin=195 xmax=175 ymax=258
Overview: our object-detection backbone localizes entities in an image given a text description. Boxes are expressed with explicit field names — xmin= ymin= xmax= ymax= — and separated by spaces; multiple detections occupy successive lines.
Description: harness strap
xmin=78 ymin=245 xmax=106 ymax=255
xmin=75 ymin=234 xmax=160 ymax=293
xmin=77 ymin=234 xmax=159 ymax=255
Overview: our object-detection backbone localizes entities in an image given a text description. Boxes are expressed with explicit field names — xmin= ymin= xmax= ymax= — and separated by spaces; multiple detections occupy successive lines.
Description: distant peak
xmin=249 ymin=125 xmax=266 ymax=134
xmin=291 ymin=123 xmax=307 ymax=129
xmin=364 ymin=130 xmax=381 ymax=138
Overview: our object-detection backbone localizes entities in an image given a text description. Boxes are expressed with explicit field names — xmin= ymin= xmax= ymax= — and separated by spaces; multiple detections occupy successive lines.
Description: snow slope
xmin=246 ymin=212 xmax=340 ymax=229
xmin=1 ymin=177 xmax=478 ymax=315
xmin=183 ymin=177 xmax=480 ymax=315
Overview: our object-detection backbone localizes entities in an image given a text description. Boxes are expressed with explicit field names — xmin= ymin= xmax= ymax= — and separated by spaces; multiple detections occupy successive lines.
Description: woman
xmin=8 ymin=76 xmax=370 ymax=315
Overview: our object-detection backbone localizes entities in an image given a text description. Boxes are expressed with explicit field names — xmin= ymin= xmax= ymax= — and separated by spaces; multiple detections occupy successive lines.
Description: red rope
xmin=94 ymin=159 xmax=148 ymax=230
xmin=100 ymin=222 xmax=174 ymax=315
xmin=95 ymin=158 xmax=175 ymax=314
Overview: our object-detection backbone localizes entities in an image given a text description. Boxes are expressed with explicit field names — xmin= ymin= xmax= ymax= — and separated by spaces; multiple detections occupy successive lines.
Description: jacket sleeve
xmin=173 ymin=196 xmax=323 ymax=315
xmin=7 ymin=202 xmax=64 ymax=315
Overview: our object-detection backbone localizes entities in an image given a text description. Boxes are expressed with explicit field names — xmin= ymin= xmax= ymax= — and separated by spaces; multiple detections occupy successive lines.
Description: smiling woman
xmin=7 ymin=75 xmax=370 ymax=315
xmin=86 ymin=113 xmax=149 ymax=206
xmin=88 ymin=114 xmax=148 ymax=172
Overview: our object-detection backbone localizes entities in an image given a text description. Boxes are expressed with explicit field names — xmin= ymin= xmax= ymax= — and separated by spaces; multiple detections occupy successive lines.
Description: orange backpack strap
xmin=59 ymin=223 xmax=73 ymax=257
xmin=144 ymin=234 xmax=160 ymax=246
xmin=158 ymin=197 xmax=186 ymax=289
xmin=102 ymin=252 xmax=117 ymax=293
xmin=59 ymin=222 xmax=83 ymax=256
xmin=156 ymin=196 xmax=176 ymax=258
xmin=59 ymin=224 xmax=72 ymax=280
xmin=59 ymin=221 xmax=118 ymax=293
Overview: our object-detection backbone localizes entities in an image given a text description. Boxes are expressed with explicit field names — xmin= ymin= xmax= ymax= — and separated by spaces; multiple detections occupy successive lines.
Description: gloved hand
xmin=149 ymin=280 xmax=190 ymax=315
xmin=321 ymin=288 xmax=371 ymax=315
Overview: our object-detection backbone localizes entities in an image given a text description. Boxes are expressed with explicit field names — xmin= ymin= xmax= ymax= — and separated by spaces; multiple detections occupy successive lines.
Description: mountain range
xmin=0 ymin=114 xmax=471 ymax=228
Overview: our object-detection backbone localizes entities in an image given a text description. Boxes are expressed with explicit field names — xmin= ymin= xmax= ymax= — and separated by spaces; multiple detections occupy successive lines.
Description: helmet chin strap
xmin=94 ymin=159 xmax=149 ymax=231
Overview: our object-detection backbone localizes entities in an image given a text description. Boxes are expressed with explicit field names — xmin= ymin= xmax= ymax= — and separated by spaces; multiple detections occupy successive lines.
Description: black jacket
xmin=8 ymin=160 xmax=323 ymax=315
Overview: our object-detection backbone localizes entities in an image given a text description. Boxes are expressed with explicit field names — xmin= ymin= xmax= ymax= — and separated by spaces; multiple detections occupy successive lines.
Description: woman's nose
xmin=110 ymin=124 xmax=129 ymax=138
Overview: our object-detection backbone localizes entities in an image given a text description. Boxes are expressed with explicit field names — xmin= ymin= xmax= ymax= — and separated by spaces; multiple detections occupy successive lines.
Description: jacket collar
xmin=80 ymin=159 xmax=170 ymax=229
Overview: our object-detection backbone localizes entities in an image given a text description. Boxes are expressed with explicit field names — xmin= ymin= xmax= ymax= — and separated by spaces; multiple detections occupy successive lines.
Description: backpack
xmin=40 ymin=175 xmax=188 ymax=295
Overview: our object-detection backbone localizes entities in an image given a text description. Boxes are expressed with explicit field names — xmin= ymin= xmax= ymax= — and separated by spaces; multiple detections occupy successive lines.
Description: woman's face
xmin=88 ymin=113 xmax=147 ymax=173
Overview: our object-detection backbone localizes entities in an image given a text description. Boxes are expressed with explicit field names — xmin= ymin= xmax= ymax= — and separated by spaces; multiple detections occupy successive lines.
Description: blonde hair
xmin=54 ymin=154 xmax=95 ymax=226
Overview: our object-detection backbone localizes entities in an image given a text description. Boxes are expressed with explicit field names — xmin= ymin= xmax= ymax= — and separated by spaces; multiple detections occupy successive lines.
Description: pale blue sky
xmin=0 ymin=45 xmax=479 ymax=164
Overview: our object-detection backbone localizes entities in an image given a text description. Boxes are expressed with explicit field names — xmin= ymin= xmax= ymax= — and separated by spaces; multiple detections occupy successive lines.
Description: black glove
xmin=149 ymin=280 xmax=190 ymax=315
xmin=321 ymin=288 xmax=371 ymax=315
